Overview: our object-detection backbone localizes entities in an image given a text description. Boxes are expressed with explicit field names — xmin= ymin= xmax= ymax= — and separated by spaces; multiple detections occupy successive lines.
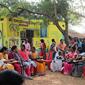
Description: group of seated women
xmin=0 ymin=44 xmax=85 ymax=79
xmin=0 ymin=45 xmax=46 ymax=79
xmin=48 ymin=46 xmax=85 ymax=78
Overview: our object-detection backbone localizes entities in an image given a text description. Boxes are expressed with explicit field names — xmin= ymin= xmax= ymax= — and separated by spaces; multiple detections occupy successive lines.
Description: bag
xmin=71 ymin=64 xmax=83 ymax=77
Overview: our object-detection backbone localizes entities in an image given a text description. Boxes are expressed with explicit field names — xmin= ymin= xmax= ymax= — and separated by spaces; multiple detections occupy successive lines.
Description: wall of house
xmin=0 ymin=17 xmax=65 ymax=49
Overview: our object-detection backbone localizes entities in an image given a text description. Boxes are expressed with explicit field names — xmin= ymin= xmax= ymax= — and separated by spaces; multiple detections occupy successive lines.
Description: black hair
xmin=40 ymin=39 xmax=44 ymax=43
xmin=52 ymin=39 xmax=55 ymax=42
xmin=21 ymin=44 xmax=25 ymax=49
xmin=0 ymin=47 xmax=8 ymax=52
xmin=72 ymin=46 xmax=76 ymax=51
xmin=59 ymin=51 xmax=62 ymax=56
xmin=60 ymin=39 xmax=63 ymax=42
xmin=0 ymin=70 xmax=24 ymax=85
xmin=32 ymin=46 xmax=36 ymax=50
xmin=11 ymin=46 xmax=17 ymax=51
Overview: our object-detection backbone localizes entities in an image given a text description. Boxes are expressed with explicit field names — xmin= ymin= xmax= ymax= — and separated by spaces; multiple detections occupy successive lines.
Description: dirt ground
xmin=24 ymin=71 xmax=85 ymax=85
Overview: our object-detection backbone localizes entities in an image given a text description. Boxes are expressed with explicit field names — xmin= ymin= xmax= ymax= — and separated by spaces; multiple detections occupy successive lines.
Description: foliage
xmin=0 ymin=0 xmax=81 ymax=44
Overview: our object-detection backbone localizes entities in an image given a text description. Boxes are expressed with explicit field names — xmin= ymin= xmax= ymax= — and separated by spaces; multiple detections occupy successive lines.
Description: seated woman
xmin=8 ymin=46 xmax=22 ymax=74
xmin=36 ymin=49 xmax=47 ymax=76
xmin=63 ymin=47 xmax=77 ymax=75
xmin=0 ymin=47 xmax=14 ymax=71
xmin=18 ymin=45 xmax=36 ymax=79
xmin=30 ymin=47 xmax=38 ymax=75
xmin=46 ymin=49 xmax=55 ymax=70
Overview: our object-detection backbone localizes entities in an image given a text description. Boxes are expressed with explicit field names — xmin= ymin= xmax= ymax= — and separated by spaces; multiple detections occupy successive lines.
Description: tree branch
xmin=0 ymin=4 xmax=13 ymax=13
xmin=18 ymin=7 xmax=64 ymax=33
xmin=0 ymin=3 xmax=64 ymax=33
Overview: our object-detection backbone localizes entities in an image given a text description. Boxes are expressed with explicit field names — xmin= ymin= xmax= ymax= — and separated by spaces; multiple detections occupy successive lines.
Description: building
xmin=0 ymin=17 xmax=65 ymax=49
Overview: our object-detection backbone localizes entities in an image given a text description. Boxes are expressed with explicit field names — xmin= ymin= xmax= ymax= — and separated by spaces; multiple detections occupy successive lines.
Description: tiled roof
xmin=68 ymin=29 xmax=85 ymax=38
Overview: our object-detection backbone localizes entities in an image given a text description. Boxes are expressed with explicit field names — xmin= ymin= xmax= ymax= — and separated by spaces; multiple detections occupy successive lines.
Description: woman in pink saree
xmin=63 ymin=47 xmax=77 ymax=75
xmin=18 ymin=45 xmax=31 ymax=78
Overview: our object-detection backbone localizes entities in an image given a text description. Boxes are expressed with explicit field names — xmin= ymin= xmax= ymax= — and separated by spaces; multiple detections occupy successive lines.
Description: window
xmin=40 ymin=28 xmax=47 ymax=37
xmin=40 ymin=25 xmax=47 ymax=37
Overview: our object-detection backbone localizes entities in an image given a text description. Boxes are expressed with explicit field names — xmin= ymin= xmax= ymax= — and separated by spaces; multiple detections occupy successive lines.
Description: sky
xmin=26 ymin=0 xmax=39 ymax=3
xmin=26 ymin=0 xmax=85 ymax=34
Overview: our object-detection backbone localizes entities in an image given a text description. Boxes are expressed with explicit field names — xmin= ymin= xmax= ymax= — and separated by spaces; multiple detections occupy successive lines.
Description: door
xmin=26 ymin=30 xmax=34 ymax=45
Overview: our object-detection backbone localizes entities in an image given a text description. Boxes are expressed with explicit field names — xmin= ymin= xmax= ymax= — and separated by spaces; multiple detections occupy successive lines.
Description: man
xmin=23 ymin=39 xmax=31 ymax=51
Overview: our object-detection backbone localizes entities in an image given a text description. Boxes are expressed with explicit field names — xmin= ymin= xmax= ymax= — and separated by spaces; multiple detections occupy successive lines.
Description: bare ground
xmin=24 ymin=71 xmax=85 ymax=85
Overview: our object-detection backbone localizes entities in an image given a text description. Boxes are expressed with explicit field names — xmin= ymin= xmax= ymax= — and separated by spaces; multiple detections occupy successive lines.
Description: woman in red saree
xmin=63 ymin=47 xmax=77 ymax=75
xmin=40 ymin=39 xmax=46 ymax=60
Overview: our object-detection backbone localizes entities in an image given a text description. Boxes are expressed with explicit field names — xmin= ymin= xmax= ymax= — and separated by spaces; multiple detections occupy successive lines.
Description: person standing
xmin=58 ymin=39 xmax=66 ymax=52
xmin=50 ymin=39 xmax=56 ymax=51
xmin=82 ymin=39 xmax=85 ymax=53
xmin=23 ymin=39 xmax=31 ymax=51
xmin=40 ymin=39 xmax=46 ymax=60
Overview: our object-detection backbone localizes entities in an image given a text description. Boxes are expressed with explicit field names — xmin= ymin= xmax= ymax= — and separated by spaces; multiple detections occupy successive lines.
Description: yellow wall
xmin=0 ymin=17 xmax=65 ymax=49
xmin=33 ymin=21 xmax=65 ymax=49
xmin=0 ymin=22 xmax=3 ymax=47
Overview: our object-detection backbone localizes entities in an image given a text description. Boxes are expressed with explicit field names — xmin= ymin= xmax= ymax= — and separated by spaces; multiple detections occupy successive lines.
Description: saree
xmin=63 ymin=52 xmax=77 ymax=75
xmin=0 ymin=53 xmax=14 ymax=71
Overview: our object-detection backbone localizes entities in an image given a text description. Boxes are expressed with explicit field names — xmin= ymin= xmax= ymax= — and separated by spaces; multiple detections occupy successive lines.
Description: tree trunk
xmin=64 ymin=20 xmax=69 ymax=45
xmin=54 ymin=19 xmax=69 ymax=45
xmin=63 ymin=31 xmax=69 ymax=45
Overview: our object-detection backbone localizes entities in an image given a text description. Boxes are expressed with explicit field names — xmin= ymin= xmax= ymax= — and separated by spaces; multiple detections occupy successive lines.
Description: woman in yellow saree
xmin=31 ymin=47 xmax=46 ymax=76
xmin=0 ymin=47 xmax=14 ymax=71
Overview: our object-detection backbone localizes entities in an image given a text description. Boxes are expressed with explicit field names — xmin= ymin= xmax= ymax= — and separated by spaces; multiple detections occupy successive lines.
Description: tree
xmin=23 ymin=0 xmax=70 ymax=45
xmin=0 ymin=0 xmax=83 ymax=45
xmin=31 ymin=0 xmax=70 ymax=45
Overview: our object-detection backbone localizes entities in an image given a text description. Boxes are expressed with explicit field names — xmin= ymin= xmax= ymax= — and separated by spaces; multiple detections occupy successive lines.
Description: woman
xmin=40 ymin=39 xmax=46 ymax=60
xmin=63 ymin=47 xmax=77 ymax=75
xmin=50 ymin=39 xmax=56 ymax=50
xmin=29 ymin=46 xmax=46 ymax=76
xmin=30 ymin=47 xmax=38 ymax=75
xmin=58 ymin=39 xmax=66 ymax=52
xmin=8 ymin=46 xmax=22 ymax=74
xmin=18 ymin=45 xmax=32 ymax=77
xmin=18 ymin=45 xmax=36 ymax=79
xmin=0 ymin=47 xmax=14 ymax=71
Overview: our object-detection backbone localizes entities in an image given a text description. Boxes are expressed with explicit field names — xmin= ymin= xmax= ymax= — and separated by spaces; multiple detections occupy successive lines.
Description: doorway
xmin=26 ymin=30 xmax=34 ymax=45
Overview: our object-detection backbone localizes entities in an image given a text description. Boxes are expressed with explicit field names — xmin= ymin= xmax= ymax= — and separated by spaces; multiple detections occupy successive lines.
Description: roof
xmin=68 ymin=29 xmax=85 ymax=38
